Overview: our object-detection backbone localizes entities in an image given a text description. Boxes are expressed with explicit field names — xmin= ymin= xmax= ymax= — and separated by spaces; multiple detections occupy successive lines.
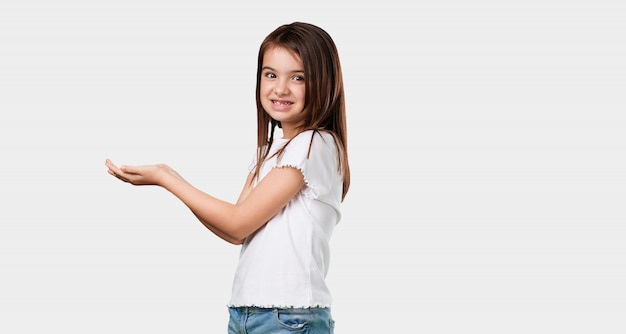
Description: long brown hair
xmin=253 ymin=22 xmax=350 ymax=201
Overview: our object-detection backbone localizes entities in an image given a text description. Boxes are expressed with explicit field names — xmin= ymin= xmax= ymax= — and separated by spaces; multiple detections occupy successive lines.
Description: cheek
xmin=292 ymin=85 xmax=305 ymax=99
xmin=259 ymin=80 xmax=271 ymax=95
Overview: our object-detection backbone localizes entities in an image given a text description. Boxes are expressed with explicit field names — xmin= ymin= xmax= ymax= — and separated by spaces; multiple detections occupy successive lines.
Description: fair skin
xmin=105 ymin=46 xmax=307 ymax=245
xmin=260 ymin=46 xmax=307 ymax=138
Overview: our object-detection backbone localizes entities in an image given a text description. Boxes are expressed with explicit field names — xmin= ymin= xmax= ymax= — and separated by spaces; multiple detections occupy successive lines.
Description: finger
xmin=105 ymin=159 xmax=120 ymax=171
xmin=106 ymin=162 xmax=124 ymax=176
xmin=119 ymin=164 xmax=135 ymax=174
xmin=105 ymin=159 xmax=133 ymax=176
xmin=107 ymin=167 xmax=127 ymax=182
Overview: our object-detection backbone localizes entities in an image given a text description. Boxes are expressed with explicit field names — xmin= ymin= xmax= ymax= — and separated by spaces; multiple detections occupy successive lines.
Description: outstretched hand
xmin=105 ymin=158 xmax=183 ymax=186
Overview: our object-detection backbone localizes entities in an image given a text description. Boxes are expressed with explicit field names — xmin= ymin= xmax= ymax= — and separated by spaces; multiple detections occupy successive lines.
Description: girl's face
xmin=260 ymin=46 xmax=306 ymax=138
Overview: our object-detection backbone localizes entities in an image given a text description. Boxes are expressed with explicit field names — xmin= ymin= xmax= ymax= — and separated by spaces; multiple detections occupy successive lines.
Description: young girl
xmin=105 ymin=22 xmax=350 ymax=333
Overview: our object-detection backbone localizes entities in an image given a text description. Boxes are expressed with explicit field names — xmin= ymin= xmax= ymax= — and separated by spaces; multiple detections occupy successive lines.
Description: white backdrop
xmin=1 ymin=1 xmax=624 ymax=333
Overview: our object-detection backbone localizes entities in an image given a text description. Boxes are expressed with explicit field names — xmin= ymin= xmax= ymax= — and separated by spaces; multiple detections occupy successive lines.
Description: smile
xmin=272 ymin=100 xmax=293 ymax=106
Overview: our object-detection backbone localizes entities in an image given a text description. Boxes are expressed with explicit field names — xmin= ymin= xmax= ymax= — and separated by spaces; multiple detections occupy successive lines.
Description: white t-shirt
xmin=228 ymin=130 xmax=343 ymax=308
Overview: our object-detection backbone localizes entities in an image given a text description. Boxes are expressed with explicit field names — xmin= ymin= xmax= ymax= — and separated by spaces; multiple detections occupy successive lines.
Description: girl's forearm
xmin=159 ymin=173 xmax=246 ymax=244
xmin=193 ymin=213 xmax=244 ymax=244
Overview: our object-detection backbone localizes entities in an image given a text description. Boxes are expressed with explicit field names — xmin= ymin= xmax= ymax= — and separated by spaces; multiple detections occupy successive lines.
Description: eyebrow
xmin=262 ymin=66 xmax=305 ymax=73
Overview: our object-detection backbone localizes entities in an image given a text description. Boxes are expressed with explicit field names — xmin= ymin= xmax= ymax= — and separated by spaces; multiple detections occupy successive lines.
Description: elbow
xmin=226 ymin=229 xmax=249 ymax=245
xmin=223 ymin=228 xmax=246 ymax=245
xmin=219 ymin=206 xmax=266 ymax=245
xmin=215 ymin=228 xmax=247 ymax=245
xmin=214 ymin=231 xmax=245 ymax=245
xmin=226 ymin=212 xmax=261 ymax=245
xmin=222 ymin=222 xmax=249 ymax=245
xmin=229 ymin=238 xmax=245 ymax=245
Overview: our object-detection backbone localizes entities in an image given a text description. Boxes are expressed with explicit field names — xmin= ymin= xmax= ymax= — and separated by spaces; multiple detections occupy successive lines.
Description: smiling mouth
xmin=272 ymin=100 xmax=293 ymax=106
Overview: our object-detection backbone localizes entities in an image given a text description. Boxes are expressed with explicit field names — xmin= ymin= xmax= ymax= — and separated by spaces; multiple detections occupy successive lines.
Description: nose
xmin=274 ymin=79 xmax=289 ymax=96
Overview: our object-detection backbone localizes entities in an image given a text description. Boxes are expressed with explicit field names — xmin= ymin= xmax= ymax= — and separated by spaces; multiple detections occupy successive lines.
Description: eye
xmin=293 ymin=75 xmax=305 ymax=81
xmin=264 ymin=72 xmax=276 ymax=79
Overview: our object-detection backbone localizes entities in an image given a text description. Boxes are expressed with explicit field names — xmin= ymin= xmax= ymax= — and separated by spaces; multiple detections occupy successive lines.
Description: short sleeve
xmin=275 ymin=130 xmax=340 ymax=199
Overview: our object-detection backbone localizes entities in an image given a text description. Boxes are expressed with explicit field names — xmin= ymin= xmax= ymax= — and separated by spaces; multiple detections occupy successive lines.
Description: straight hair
xmin=252 ymin=22 xmax=350 ymax=201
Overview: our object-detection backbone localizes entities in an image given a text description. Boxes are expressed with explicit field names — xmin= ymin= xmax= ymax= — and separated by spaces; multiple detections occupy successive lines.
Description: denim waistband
xmin=228 ymin=306 xmax=330 ymax=313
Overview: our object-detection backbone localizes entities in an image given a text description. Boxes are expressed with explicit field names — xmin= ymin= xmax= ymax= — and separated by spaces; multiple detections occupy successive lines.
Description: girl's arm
xmin=192 ymin=173 xmax=254 ymax=244
xmin=105 ymin=159 xmax=304 ymax=245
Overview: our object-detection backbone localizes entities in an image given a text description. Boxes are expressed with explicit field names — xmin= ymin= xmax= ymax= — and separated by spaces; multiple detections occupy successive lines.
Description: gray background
xmin=1 ymin=0 xmax=624 ymax=333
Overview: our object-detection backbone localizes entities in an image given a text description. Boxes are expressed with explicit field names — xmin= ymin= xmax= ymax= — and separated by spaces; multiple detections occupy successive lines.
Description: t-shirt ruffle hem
xmin=273 ymin=164 xmax=319 ymax=199
xmin=226 ymin=303 xmax=331 ymax=309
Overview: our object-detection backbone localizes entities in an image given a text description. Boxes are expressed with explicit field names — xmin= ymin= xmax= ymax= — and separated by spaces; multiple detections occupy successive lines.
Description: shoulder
xmin=277 ymin=130 xmax=339 ymax=168
xmin=290 ymin=130 xmax=338 ymax=153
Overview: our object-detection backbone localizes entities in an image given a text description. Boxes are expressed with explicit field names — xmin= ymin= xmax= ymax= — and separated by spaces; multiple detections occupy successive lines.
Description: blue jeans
xmin=227 ymin=307 xmax=335 ymax=334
